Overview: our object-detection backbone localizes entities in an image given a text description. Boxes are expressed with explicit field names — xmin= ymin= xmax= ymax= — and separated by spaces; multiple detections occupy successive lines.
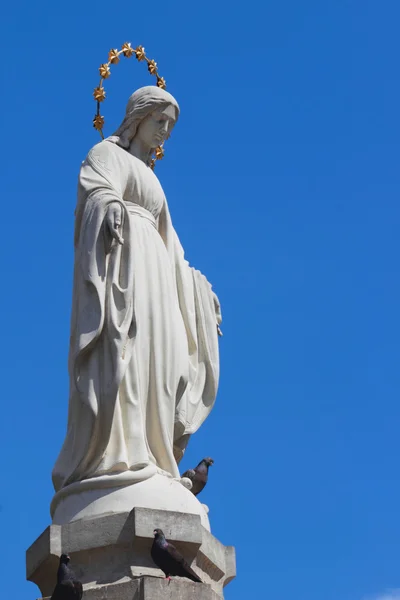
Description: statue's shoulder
xmin=87 ymin=140 xmax=117 ymax=163
xmin=85 ymin=140 xmax=123 ymax=174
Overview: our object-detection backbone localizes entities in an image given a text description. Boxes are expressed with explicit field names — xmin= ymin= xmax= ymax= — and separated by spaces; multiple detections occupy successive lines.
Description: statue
xmin=50 ymin=82 xmax=222 ymax=528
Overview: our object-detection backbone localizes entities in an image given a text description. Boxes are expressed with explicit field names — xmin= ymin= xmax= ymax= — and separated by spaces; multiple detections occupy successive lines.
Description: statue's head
xmin=108 ymin=85 xmax=179 ymax=153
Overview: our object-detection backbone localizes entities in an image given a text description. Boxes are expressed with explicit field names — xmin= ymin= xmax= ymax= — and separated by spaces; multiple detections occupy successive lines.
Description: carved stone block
xmin=26 ymin=508 xmax=236 ymax=599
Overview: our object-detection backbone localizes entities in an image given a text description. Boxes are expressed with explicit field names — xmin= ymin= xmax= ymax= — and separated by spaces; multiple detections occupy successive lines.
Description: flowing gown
xmin=52 ymin=140 xmax=220 ymax=498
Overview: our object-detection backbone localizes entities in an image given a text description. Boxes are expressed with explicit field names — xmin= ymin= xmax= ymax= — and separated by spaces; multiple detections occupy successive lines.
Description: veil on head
xmin=107 ymin=85 xmax=180 ymax=151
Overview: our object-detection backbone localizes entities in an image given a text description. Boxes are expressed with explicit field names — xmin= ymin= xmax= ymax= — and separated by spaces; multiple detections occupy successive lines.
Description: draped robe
xmin=52 ymin=140 xmax=220 ymax=495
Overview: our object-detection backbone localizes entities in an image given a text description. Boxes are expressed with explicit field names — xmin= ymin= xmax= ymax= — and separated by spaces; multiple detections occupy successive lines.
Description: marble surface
xmin=51 ymin=87 xmax=222 ymax=525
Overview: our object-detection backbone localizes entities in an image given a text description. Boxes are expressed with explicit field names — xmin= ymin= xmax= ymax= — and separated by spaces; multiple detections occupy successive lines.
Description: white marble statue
xmin=50 ymin=86 xmax=221 ymax=527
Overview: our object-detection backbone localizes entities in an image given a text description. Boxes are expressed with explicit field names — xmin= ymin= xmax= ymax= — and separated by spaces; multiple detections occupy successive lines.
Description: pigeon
xmin=50 ymin=553 xmax=83 ymax=599
xmin=151 ymin=528 xmax=202 ymax=583
xmin=182 ymin=457 xmax=214 ymax=496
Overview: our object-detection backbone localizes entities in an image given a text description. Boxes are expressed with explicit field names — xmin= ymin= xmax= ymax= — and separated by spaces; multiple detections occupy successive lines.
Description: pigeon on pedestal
xmin=182 ymin=457 xmax=214 ymax=496
xmin=151 ymin=528 xmax=202 ymax=583
xmin=50 ymin=554 xmax=83 ymax=599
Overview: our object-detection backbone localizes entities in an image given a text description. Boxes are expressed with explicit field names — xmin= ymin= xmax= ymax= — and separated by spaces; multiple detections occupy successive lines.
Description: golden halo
xmin=93 ymin=43 xmax=167 ymax=169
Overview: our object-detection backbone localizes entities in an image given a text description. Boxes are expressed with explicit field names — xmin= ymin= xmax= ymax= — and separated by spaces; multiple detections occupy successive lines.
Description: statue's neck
xmin=128 ymin=138 xmax=152 ymax=165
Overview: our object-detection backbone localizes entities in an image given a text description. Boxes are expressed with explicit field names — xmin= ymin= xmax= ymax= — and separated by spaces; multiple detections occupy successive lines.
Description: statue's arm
xmin=158 ymin=197 xmax=222 ymax=330
xmin=75 ymin=142 xmax=127 ymax=249
xmin=70 ymin=143 xmax=131 ymax=386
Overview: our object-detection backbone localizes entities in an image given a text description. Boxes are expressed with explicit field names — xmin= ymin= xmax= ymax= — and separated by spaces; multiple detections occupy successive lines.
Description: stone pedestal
xmin=26 ymin=508 xmax=236 ymax=599
xmin=51 ymin=474 xmax=211 ymax=531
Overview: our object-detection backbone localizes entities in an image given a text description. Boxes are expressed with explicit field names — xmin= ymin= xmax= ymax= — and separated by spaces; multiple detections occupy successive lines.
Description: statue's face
xmin=136 ymin=104 xmax=177 ymax=148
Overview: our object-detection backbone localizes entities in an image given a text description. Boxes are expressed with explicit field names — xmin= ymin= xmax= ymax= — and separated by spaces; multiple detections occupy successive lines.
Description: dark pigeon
xmin=50 ymin=554 xmax=83 ymax=599
xmin=151 ymin=528 xmax=202 ymax=583
xmin=182 ymin=457 xmax=214 ymax=496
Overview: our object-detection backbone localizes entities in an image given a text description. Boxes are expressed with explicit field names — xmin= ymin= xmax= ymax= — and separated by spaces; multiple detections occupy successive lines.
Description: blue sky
xmin=1 ymin=1 xmax=400 ymax=598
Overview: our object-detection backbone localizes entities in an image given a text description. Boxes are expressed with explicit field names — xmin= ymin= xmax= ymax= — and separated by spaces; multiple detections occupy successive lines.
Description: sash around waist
xmin=124 ymin=202 xmax=156 ymax=228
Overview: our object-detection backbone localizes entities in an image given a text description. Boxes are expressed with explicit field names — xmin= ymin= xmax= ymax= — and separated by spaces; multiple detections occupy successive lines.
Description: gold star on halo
xmin=93 ymin=86 xmax=106 ymax=102
xmin=155 ymin=146 xmax=164 ymax=161
xmin=134 ymin=45 xmax=146 ymax=61
xmin=147 ymin=59 xmax=157 ymax=75
xmin=122 ymin=42 xmax=134 ymax=57
xmin=108 ymin=48 xmax=120 ymax=64
xmin=99 ymin=63 xmax=110 ymax=78
xmin=157 ymin=76 xmax=166 ymax=90
xmin=93 ymin=114 xmax=105 ymax=130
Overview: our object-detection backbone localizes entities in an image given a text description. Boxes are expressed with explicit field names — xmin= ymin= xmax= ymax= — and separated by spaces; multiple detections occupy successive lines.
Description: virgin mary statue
xmin=51 ymin=86 xmax=221 ymax=527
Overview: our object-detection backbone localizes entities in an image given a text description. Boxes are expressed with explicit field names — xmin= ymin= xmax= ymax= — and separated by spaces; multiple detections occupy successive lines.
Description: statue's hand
xmin=212 ymin=291 xmax=223 ymax=336
xmin=212 ymin=291 xmax=222 ymax=325
xmin=106 ymin=202 xmax=124 ymax=245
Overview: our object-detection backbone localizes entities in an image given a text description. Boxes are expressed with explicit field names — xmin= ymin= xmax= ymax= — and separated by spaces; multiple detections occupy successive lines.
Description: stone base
xmin=41 ymin=577 xmax=221 ymax=599
xmin=51 ymin=474 xmax=211 ymax=531
xmin=26 ymin=507 xmax=236 ymax=599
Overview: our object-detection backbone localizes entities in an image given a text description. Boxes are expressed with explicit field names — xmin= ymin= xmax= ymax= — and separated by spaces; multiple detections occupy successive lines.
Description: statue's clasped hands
xmin=106 ymin=202 xmax=124 ymax=245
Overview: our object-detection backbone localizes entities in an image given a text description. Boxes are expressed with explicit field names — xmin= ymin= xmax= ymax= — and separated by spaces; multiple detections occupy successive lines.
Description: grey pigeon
xmin=182 ymin=457 xmax=214 ymax=496
xmin=151 ymin=528 xmax=202 ymax=583
xmin=50 ymin=554 xmax=83 ymax=599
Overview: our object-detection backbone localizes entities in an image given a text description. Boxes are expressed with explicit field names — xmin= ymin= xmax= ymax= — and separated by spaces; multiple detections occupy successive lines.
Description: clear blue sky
xmin=1 ymin=1 xmax=399 ymax=599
